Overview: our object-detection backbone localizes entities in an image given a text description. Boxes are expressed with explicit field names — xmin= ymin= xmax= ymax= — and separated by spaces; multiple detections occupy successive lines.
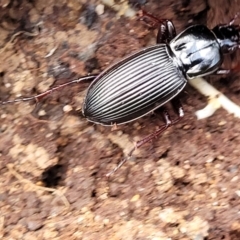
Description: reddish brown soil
xmin=1 ymin=0 xmax=240 ymax=239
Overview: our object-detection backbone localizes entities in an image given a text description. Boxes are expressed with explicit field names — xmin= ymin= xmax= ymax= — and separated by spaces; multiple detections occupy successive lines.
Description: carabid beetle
xmin=84 ymin=12 xmax=240 ymax=127
xmin=2 ymin=11 xmax=240 ymax=175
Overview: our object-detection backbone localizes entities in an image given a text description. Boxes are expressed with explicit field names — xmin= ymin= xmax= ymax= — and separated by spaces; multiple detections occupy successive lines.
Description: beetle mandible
xmin=2 ymin=11 xmax=240 ymax=176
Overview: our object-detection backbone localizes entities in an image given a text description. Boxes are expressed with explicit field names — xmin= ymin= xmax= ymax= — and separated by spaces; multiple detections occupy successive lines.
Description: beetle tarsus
xmin=106 ymin=157 xmax=128 ymax=177
xmin=106 ymin=148 xmax=136 ymax=177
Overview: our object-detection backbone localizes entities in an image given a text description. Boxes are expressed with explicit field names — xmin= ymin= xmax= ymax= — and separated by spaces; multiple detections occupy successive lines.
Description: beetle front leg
xmin=139 ymin=10 xmax=176 ymax=44
xmin=106 ymin=99 xmax=184 ymax=177
xmin=214 ymin=64 xmax=240 ymax=75
xmin=156 ymin=20 xmax=176 ymax=44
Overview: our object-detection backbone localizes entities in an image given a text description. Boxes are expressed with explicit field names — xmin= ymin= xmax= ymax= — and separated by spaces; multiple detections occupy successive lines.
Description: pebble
xmin=1 ymin=113 xmax=7 ymax=118
xmin=38 ymin=109 xmax=46 ymax=116
xmin=231 ymin=176 xmax=238 ymax=182
xmin=183 ymin=124 xmax=191 ymax=130
xmin=218 ymin=120 xmax=226 ymax=126
xmin=159 ymin=208 xmax=181 ymax=224
xmin=103 ymin=218 xmax=110 ymax=225
xmin=5 ymin=83 xmax=11 ymax=88
xmin=109 ymin=183 xmax=121 ymax=197
xmin=43 ymin=230 xmax=58 ymax=238
xmin=216 ymin=155 xmax=224 ymax=160
xmin=179 ymin=216 xmax=209 ymax=238
xmin=63 ymin=104 xmax=73 ymax=112
xmin=95 ymin=4 xmax=104 ymax=15
xmin=130 ymin=194 xmax=140 ymax=202
xmin=26 ymin=218 xmax=43 ymax=231
xmin=235 ymin=190 xmax=240 ymax=197
xmin=171 ymin=166 xmax=185 ymax=179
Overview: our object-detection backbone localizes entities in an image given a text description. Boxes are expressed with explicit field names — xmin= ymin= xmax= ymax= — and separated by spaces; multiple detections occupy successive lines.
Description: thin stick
xmin=6 ymin=164 xmax=70 ymax=209
xmin=0 ymin=29 xmax=40 ymax=54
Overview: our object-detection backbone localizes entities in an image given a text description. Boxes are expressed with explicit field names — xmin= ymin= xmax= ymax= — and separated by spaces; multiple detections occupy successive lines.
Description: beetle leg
xmin=135 ymin=109 xmax=172 ymax=148
xmin=156 ymin=20 xmax=176 ymax=44
xmin=138 ymin=10 xmax=176 ymax=44
xmin=171 ymin=98 xmax=184 ymax=123
xmin=215 ymin=12 xmax=240 ymax=28
xmin=136 ymin=99 xmax=184 ymax=148
xmin=138 ymin=9 xmax=163 ymax=28
xmin=106 ymin=111 xmax=171 ymax=177
xmin=215 ymin=69 xmax=231 ymax=75
xmin=106 ymin=99 xmax=184 ymax=177
xmin=214 ymin=64 xmax=240 ymax=75
xmin=1 ymin=75 xmax=96 ymax=105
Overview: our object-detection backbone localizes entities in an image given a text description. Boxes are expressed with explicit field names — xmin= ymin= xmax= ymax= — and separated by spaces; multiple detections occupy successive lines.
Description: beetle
xmin=2 ymin=11 xmax=240 ymax=176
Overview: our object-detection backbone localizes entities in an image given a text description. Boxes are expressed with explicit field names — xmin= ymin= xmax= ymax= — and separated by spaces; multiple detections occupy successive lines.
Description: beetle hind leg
xmin=106 ymin=99 xmax=184 ymax=177
xmin=136 ymin=99 xmax=184 ymax=148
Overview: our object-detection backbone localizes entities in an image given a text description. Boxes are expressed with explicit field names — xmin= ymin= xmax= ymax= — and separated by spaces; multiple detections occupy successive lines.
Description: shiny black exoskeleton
xmin=169 ymin=23 xmax=240 ymax=79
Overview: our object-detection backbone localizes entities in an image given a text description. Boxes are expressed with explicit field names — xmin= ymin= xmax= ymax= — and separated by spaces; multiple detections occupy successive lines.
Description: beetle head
xmin=212 ymin=24 xmax=240 ymax=53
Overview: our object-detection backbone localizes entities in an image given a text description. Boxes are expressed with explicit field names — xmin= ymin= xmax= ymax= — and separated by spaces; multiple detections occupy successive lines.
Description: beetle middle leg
xmin=106 ymin=98 xmax=184 ymax=177
xmin=135 ymin=98 xmax=184 ymax=148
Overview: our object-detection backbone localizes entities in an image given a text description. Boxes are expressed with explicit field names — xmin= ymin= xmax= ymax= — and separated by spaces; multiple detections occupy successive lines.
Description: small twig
xmin=0 ymin=28 xmax=40 ymax=54
xmin=45 ymin=44 xmax=59 ymax=58
xmin=190 ymin=77 xmax=240 ymax=119
xmin=6 ymin=164 xmax=70 ymax=209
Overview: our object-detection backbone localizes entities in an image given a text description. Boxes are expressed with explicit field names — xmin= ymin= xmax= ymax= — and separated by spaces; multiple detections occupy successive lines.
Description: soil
xmin=1 ymin=0 xmax=240 ymax=239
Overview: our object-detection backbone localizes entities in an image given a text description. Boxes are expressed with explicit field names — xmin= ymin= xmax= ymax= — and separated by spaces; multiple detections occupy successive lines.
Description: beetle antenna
xmin=1 ymin=75 xmax=97 ymax=105
xmin=230 ymin=12 xmax=240 ymax=25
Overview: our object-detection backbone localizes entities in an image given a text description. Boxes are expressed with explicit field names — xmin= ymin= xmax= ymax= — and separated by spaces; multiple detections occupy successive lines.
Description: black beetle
xmin=84 ymin=12 xmax=240 ymax=126
xmin=2 ymin=11 xmax=240 ymax=175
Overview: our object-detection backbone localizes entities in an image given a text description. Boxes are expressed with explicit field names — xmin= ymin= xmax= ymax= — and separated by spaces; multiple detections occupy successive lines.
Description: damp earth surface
xmin=1 ymin=0 xmax=240 ymax=239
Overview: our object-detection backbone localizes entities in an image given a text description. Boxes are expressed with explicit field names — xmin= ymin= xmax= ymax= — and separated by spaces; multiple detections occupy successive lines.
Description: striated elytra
xmin=83 ymin=44 xmax=186 ymax=125
xmin=82 ymin=19 xmax=240 ymax=126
